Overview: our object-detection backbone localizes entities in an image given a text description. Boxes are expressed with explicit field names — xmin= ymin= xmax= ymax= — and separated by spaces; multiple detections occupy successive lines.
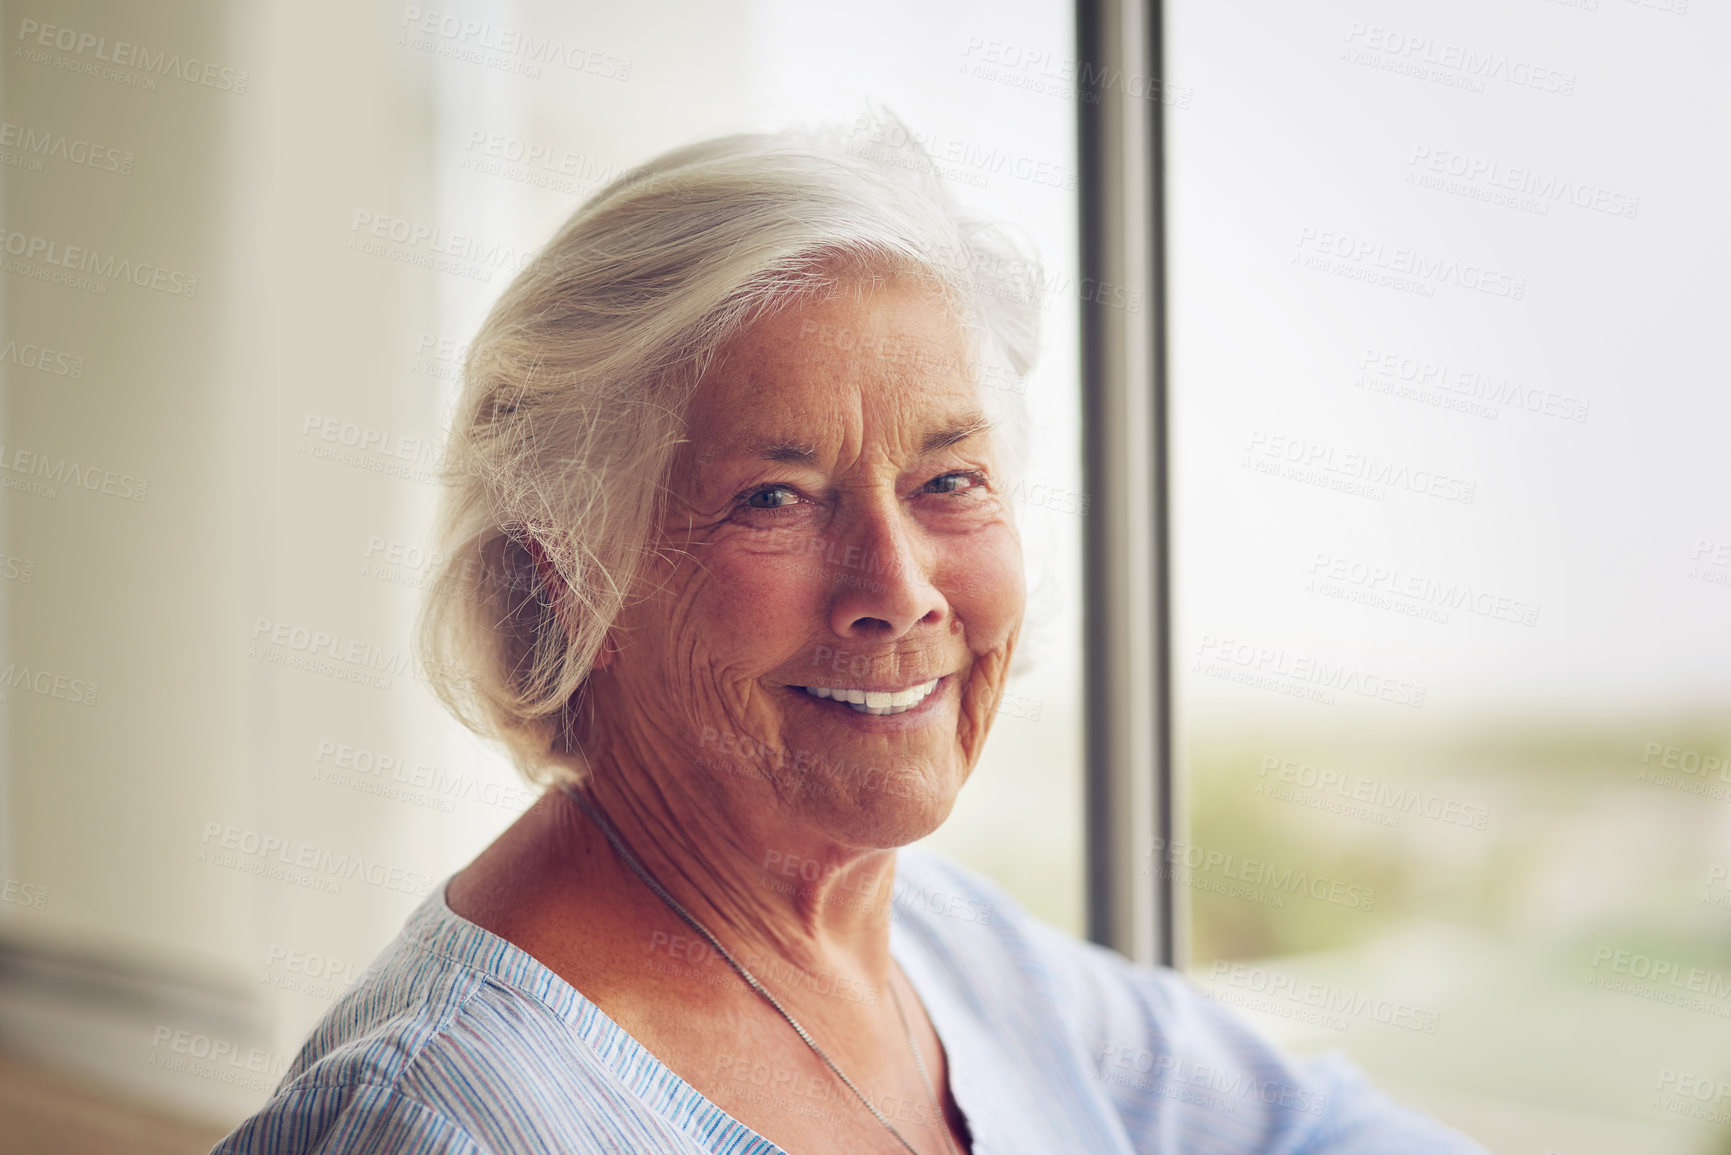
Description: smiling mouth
xmin=797 ymin=678 xmax=942 ymax=716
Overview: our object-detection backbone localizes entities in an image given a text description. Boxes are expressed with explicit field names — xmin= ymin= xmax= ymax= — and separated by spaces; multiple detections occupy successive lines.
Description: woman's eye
xmin=742 ymin=484 xmax=802 ymax=511
xmin=924 ymin=470 xmax=988 ymax=496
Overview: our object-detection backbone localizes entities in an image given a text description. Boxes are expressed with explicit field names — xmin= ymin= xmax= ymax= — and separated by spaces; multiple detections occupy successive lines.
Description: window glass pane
xmin=1168 ymin=3 xmax=1731 ymax=1151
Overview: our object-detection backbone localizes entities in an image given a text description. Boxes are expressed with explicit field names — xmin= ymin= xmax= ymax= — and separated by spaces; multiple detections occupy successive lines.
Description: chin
xmin=786 ymin=753 xmax=968 ymax=850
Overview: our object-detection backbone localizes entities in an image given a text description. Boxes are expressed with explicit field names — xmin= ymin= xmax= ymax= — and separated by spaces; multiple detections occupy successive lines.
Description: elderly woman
xmin=215 ymin=127 xmax=1483 ymax=1154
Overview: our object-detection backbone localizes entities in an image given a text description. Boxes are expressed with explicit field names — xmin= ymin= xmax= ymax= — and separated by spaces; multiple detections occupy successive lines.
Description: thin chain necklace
xmin=558 ymin=782 xmax=961 ymax=1155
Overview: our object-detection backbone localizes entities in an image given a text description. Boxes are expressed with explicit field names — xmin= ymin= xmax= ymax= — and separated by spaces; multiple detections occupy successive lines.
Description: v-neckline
xmin=431 ymin=872 xmax=981 ymax=1155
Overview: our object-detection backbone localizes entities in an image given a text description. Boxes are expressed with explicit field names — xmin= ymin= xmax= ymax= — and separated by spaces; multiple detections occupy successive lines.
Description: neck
xmin=568 ymin=723 xmax=904 ymax=993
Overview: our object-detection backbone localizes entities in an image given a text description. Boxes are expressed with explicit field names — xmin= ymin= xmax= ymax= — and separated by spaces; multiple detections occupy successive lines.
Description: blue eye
xmin=742 ymin=484 xmax=802 ymax=511
xmin=925 ymin=471 xmax=987 ymax=495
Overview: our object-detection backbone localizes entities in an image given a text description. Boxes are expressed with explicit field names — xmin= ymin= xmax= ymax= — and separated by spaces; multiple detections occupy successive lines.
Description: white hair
xmin=417 ymin=119 xmax=1044 ymax=783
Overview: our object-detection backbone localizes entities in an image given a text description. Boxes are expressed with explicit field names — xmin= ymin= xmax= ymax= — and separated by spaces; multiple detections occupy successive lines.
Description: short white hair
xmin=418 ymin=119 xmax=1044 ymax=782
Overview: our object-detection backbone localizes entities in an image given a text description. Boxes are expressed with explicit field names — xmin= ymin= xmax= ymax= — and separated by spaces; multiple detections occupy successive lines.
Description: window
xmin=1166 ymin=2 xmax=1731 ymax=1150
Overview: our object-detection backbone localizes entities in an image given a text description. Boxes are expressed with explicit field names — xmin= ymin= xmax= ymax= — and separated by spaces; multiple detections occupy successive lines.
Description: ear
xmin=524 ymin=536 xmax=619 ymax=669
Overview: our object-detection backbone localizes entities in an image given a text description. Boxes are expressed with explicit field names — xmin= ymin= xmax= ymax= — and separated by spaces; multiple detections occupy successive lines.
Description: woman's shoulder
xmin=888 ymin=845 xmax=1307 ymax=1084
xmin=891 ymin=848 xmax=1488 ymax=1153
xmin=891 ymin=843 xmax=1176 ymax=997
xmin=211 ymin=882 xmax=621 ymax=1153
xmin=889 ymin=842 xmax=1200 ymax=1067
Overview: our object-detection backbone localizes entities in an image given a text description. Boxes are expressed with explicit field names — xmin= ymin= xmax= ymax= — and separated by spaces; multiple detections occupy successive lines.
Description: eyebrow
xmin=919 ymin=411 xmax=996 ymax=455
xmin=754 ymin=440 xmax=820 ymax=465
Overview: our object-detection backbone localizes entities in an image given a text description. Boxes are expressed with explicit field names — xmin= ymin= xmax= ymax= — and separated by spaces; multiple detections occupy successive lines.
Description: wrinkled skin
xmin=582 ymin=272 xmax=1025 ymax=873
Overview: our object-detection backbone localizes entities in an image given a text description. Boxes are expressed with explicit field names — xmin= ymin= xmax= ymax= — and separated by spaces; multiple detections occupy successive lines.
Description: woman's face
xmin=592 ymin=275 xmax=1026 ymax=845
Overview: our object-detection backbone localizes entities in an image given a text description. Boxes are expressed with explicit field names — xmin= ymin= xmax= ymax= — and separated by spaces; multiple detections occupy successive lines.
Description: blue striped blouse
xmin=211 ymin=846 xmax=1486 ymax=1153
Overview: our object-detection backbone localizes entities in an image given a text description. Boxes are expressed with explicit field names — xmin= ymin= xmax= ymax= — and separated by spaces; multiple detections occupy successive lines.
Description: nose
xmin=826 ymin=492 xmax=946 ymax=641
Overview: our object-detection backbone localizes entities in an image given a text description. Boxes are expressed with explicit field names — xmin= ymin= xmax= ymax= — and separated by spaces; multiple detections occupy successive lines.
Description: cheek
xmin=688 ymin=541 xmax=830 ymax=654
xmin=944 ymin=527 xmax=1023 ymax=762
xmin=940 ymin=527 xmax=1026 ymax=649
xmin=611 ymin=548 xmax=823 ymax=727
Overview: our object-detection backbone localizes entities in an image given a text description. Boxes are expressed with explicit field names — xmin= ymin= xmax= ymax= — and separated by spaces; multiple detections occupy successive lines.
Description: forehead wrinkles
xmin=701 ymin=273 xmax=986 ymax=466
xmin=688 ymin=313 xmax=979 ymax=486
xmin=707 ymin=374 xmax=978 ymax=484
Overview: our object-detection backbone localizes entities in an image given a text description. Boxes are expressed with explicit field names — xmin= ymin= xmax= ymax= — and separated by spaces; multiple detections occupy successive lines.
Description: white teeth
xmin=800 ymin=678 xmax=940 ymax=715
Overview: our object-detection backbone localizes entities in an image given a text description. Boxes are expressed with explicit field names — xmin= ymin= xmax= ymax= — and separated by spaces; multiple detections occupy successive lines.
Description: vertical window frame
xmin=1077 ymin=0 xmax=1177 ymax=968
